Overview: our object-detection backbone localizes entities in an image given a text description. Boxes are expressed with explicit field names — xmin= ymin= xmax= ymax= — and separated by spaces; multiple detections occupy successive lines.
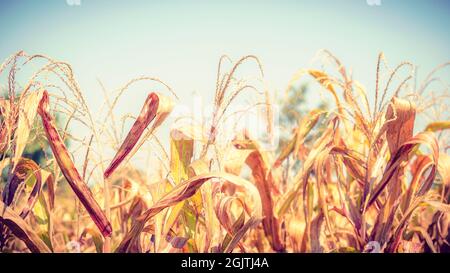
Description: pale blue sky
xmin=1 ymin=0 xmax=448 ymax=101
xmin=0 ymin=0 xmax=449 ymax=153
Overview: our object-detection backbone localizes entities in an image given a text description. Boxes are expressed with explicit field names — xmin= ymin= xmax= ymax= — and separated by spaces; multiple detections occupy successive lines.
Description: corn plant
xmin=0 ymin=50 xmax=448 ymax=253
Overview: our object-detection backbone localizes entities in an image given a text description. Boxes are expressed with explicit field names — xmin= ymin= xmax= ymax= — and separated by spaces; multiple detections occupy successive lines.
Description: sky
xmin=1 ymin=0 xmax=448 ymax=101
xmin=0 ymin=0 xmax=449 ymax=171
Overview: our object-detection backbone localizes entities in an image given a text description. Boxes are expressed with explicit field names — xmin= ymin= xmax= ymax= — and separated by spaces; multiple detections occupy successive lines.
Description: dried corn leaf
xmin=116 ymin=172 xmax=262 ymax=253
xmin=163 ymin=127 xmax=195 ymax=237
xmin=38 ymin=90 xmax=112 ymax=237
xmin=32 ymin=192 xmax=53 ymax=250
xmin=273 ymin=109 xmax=326 ymax=168
xmin=308 ymin=70 xmax=345 ymax=117
xmin=0 ymin=99 xmax=11 ymax=153
xmin=40 ymin=169 xmax=55 ymax=211
xmin=12 ymin=90 xmax=43 ymax=171
xmin=385 ymin=97 xmax=416 ymax=155
xmin=425 ymin=121 xmax=450 ymax=132
xmin=169 ymin=127 xmax=194 ymax=184
xmin=231 ymin=134 xmax=284 ymax=251
xmin=368 ymin=132 xmax=439 ymax=208
xmin=0 ymin=199 xmax=51 ymax=253
xmin=2 ymin=158 xmax=41 ymax=219
xmin=423 ymin=200 xmax=450 ymax=213
xmin=126 ymin=93 xmax=175 ymax=174
xmin=104 ymin=93 xmax=159 ymax=178
xmin=437 ymin=153 xmax=450 ymax=186
xmin=368 ymin=132 xmax=439 ymax=246
xmin=80 ymin=227 xmax=104 ymax=253
xmin=276 ymin=117 xmax=338 ymax=217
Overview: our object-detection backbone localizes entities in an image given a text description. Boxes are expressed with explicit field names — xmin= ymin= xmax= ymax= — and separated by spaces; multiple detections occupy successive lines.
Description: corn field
xmin=0 ymin=50 xmax=449 ymax=253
